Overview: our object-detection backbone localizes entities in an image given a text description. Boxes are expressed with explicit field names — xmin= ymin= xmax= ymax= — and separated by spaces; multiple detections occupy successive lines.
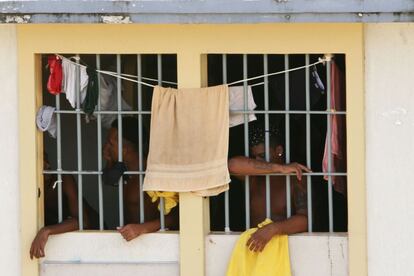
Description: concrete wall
xmin=365 ymin=23 xmax=414 ymax=276
xmin=40 ymin=232 xmax=347 ymax=276
xmin=0 ymin=25 xmax=21 ymax=276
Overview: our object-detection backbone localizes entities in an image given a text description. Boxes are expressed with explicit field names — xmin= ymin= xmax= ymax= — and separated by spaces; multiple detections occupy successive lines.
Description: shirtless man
xmin=228 ymin=125 xmax=310 ymax=252
xmin=103 ymin=117 xmax=178 ymax=241
xmin=30 ymin=153 xmax=99 ymax=259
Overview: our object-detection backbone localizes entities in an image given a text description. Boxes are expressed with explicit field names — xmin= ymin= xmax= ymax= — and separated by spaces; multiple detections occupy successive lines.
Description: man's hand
xmin=30 ymin=228 xmax=50 ymax=259
xmin=278 ymin=162 xmax=311 ymax=181
xmin=246 ymin=223 xmax=279 ymax=252
xmin=117 ymin=224 xmax=149 ymax=242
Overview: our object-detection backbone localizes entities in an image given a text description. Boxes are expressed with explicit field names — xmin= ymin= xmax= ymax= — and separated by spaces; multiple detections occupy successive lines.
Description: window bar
xmin=96 ymin=54 xmax=104 ymax=230
xmin=243 ymin=54 xmax=250 ymax=229
xmin=55 ymin=93 xmax=63 ymax=223
xmin=137 ymin=54 xmax=145 ymax=224
xmin=263 ymin=54 xmax=271 ymax=219
xmin=305 ymin=54 xmax=313 ymax=232
xmin=222 ymin=54 xmax=230 ymax=233
xmin=116 ymin=54 xmax=124 ymax=227
xmin=284 ymin=54 xmax=292 ymax=218
xmin=157 ymin=54 xmax=166 ymax=231
xmin=75 ymin=55 xmax=84 ymax=230
xmin=326 ymin=56 xmax=334 ymax=232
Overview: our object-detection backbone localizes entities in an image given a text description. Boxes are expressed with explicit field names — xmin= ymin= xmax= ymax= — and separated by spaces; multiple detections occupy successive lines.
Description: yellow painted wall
xmin=17 ymin=24 xmax=366 ymax=276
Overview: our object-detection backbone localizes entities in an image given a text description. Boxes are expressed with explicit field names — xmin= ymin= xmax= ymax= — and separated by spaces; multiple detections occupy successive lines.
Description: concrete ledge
xmin=41 ymin=231 xmax=347 ymax=276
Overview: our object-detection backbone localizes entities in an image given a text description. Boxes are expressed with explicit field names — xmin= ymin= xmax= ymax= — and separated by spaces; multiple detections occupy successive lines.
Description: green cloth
xmin=83 ymin=67 xmax=99 ymax=116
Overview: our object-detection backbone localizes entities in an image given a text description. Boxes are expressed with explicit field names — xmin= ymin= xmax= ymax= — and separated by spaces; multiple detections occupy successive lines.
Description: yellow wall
xmin=18 ymin=24 xmax=366 ymax=276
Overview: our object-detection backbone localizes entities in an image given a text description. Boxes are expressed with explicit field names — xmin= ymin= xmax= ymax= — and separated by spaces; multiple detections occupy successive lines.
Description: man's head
xmin=249 ymin=124 xmax=283 ymax=163
xmin=103 ymin=117 xmax=148 ymax=164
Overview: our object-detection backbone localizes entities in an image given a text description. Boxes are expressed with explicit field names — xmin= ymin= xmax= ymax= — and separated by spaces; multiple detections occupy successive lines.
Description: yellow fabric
xmin=143 ymin=85 xmax=230 ymax=196
xmin=227 ymin=219 xmax=292 ymax=276
xmin=146 ymin=191 xmax=178 ymax=215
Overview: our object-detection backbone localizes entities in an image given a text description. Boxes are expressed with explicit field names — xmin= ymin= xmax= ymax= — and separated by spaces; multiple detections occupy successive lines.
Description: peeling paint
xmin=3 ymin=15 xmax=31 ymax=24
xmin=101 ymin=15 xmax=132 ymax=24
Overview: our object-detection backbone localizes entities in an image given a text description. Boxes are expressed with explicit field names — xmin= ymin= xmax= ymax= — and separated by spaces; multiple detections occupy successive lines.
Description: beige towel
xmin=143 ymin=85 xmax=230 ymax=196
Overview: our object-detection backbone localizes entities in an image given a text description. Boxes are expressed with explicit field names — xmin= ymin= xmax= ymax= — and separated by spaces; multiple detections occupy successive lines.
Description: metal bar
xmin=263 ymin=54 xmax=271 ymax=219
xmin=222 ymin=54 xmax=230 ymax=233
xmin=326 ymin=57 xmax=334 ymax=232
xmin=96 ymin=54 xmax=104 ymax=230
xmin=54 ymin=110 xmax=152 ymax=115
xmin=157 ymin=54 xmax=165 ymax=231
xmin=75 ymin=55 xmax=84 ymax=230
xmin=137 ymin=54 xmax=145 ymax=223
xmin=284 ymin=54 xmax=291 ymax=218
xmin=243 ymin=54 xmax=250 ymax=229
xmin=117 ymin=54 xmax=124 ymax=227
xmin=55 ymin=94 xmax=63 ymax=223
xmin=305 ymin=54 xmax=313 ymax=232
xmin=44 ymin=170 xmax=347 ymax=176
xmin=54 ymin=110 xmax=347 ymax=115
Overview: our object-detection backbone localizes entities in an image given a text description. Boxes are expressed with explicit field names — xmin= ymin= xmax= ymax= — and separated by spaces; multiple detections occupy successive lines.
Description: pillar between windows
xmin=178 ymin=52 xmax=210 ymax=276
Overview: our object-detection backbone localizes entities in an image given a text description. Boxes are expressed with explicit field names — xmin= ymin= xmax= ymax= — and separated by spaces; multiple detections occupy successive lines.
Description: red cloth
xmin=47 ymin=55 xmax=63 ymax=95
xmin=322 ymin=61 xmax=347 ymax=195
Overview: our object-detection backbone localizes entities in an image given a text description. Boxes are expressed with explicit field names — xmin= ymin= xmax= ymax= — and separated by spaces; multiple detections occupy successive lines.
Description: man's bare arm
xmin=228 ymin=156 xmax=311 ymax=180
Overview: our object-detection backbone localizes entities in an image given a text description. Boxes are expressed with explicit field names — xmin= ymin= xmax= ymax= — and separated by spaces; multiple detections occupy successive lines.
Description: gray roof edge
xmin=1 ymin=12 xmax=413 ymax=24
xmin=0 ymin=0 xmax=413 ymax=23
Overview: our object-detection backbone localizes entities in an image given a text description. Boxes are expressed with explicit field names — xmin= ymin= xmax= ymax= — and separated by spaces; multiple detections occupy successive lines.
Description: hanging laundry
xmin=36 ymin=105 xmax=57 ymax=138
xmin=82 ymin=67 xmax=99 ymax=117
xmin=322 ymin=60 xmax=347 ymax=195
xmin=143 ymin=85 xmax=230 ymax=197
xmin=311 ymin=65 xmax=325 ymax=93
xmin=99 ymin=74 xmax=132 ymax=128
xmin=274 ymin=63 xmax=325 ymax=111
xmin=61 ymin=58 xmax=89 ymax=108
xmin=47 ymin=55 xmax=63 ymax=95
xmin=229 ymin=86 xmax=257 ymax=128
xmin=226 ymin=219 xmax=291 ymax=276
xmin=146 ymin=191 xmax=179 ymax=215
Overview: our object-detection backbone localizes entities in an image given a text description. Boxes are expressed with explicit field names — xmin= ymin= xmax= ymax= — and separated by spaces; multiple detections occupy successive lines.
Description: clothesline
xmin=55 ymin=54 xmax=331 ymax=89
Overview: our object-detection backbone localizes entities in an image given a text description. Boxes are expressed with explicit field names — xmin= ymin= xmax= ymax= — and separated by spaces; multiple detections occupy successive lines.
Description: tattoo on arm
xmin=294 ymin=182 xmax=308 ymax=215
xmin=247 ymin=159 xmax=273 ymax=170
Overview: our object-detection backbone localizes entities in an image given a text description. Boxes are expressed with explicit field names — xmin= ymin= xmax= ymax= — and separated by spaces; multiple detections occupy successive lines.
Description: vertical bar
xmin=96 ymin=54 xmax=104 ymax=230
xmin=263 ymin=55 xmax=271 ymax=219
xmin=326 ymin=57 xmax=334 ymax=232
xmin=305 ymin=54 xmax=313 ymax=232
xmin=157 ymin=54 xmax=166 ymax=230
xmin=55 ymin=95 xmax=63 ymax=223
xmin=243 ymin=54 xmax=250 ymax=229
xmin=116 ymin=54 xmax=124 ymax=227
xmin=284 ymin=54 xmax=291 ymax=218
xmin=75 ymin=55 xmax=84 ymax=230
xmin=137 ymin=54 xmax=145 ymax=224
xmin=222 ymin=54 xmax=230 ymax=232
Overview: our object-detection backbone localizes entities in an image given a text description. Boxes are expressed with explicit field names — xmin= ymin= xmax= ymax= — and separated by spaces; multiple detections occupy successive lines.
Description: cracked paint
xmin=3 ymin=15 xmax=31 ymax=23
xmin=101 ymin=15 xmax=132 ymax=24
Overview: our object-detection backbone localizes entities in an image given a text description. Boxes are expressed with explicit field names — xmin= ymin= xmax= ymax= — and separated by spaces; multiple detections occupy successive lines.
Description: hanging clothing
xmin=36 ymin=105 xmax=57 ymax=138
xmin=226 ymin=219 xmax=291 ymax=276
xmin=322 ymin=61 xmax=347 ymax=195
xmin=82 ymin=67 xmax=99 ymax=116
xmin=99 ymin=74 xmax=132 ymax=129
xmin=47 ymin=55 xmax=63 ymax=95
xmin=146 ymin=191 xmax=178 ymax=215
xmin=229 ymin=86 xmax=257 ymax=128
xmin=61 ymin=58 xmax=89 ymax=108
xmin=143 ymin=85 xmax=230 ymax=196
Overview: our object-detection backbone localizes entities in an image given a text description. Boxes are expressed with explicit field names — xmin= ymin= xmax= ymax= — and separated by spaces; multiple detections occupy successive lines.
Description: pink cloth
xmin=322 ymin=61 xmax=347 ymax=195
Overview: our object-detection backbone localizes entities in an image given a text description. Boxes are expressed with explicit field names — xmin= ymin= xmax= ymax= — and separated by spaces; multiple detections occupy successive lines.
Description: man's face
xmin=250 ymin=143 xmax=280 ymax=163
xmin=103 ymin=128 xmax=120 ymax=165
